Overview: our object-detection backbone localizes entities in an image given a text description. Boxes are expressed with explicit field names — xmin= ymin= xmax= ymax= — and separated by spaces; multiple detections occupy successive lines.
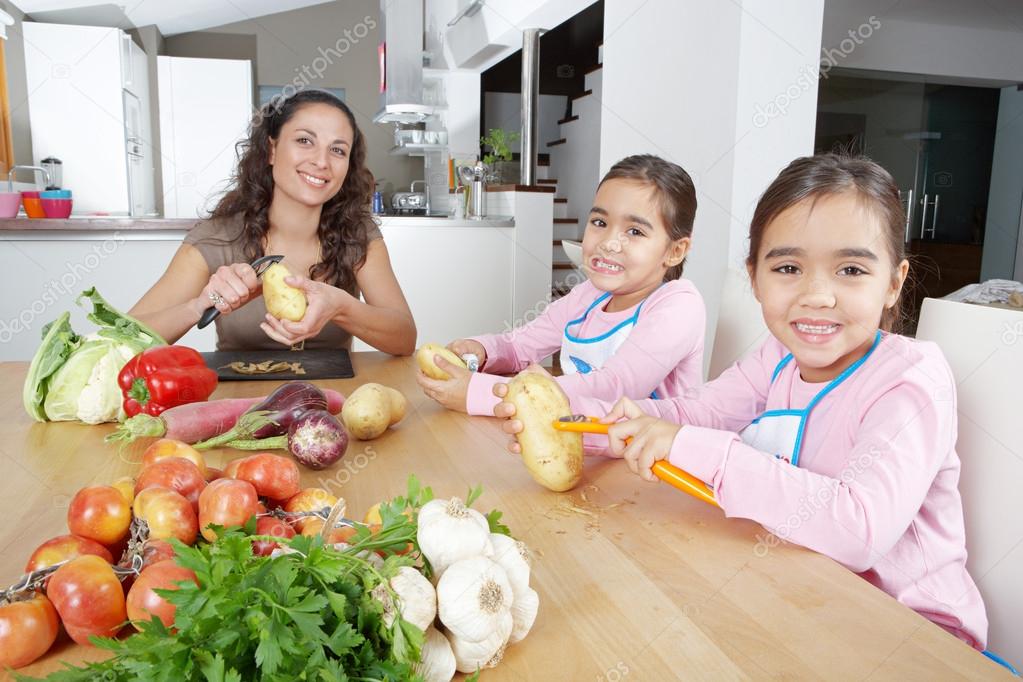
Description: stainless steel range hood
xmin=374 ymin=0 xmax=433 ymax=124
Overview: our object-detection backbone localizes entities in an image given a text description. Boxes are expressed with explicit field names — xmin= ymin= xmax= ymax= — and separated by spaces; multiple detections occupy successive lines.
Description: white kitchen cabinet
xmin=22 ymin=23 xmax=155 ymax=215
xmin=158 ymin=56 xmax=253 ymax=219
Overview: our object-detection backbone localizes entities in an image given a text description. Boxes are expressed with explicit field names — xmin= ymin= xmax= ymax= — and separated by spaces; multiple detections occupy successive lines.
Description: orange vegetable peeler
xmin=553 ymin=415 xmax=719 ymax=508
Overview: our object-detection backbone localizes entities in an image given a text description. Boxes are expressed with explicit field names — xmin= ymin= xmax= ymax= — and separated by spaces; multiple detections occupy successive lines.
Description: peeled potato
xmin=262 ymin=262 xmax=307 ymax=321
xmin=342 ymin=383 xmax=406 ymax=440
xmin=416 ymin=343 xmax=467 ymax=380
xmin=506 ymin=371 xmax=583 ymax=492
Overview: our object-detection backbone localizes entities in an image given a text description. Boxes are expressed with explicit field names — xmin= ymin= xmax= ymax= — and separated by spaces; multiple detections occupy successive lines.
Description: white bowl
xmin=561 ymin=240 xmax=583 ymax=268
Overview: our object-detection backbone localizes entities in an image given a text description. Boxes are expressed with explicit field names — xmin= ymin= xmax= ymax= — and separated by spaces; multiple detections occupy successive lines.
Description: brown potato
xmin=416 ymin=343 xmax=467 ymax=380
xmin=341 ymin=383 xmax=406 ymax=440
xmin=506 ymin=371 xmax=583 ymax=492
xmin=262 ymin=262 xmax=307 ymax=321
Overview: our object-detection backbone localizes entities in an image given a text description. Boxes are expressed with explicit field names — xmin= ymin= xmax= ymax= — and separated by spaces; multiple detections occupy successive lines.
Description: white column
xmin=599 ymin=0 xmax=824 ymax=372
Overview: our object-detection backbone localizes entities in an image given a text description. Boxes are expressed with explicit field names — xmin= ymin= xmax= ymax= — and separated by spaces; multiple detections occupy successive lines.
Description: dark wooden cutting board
xmin=202 ymin=349 xmax=354 ymax=381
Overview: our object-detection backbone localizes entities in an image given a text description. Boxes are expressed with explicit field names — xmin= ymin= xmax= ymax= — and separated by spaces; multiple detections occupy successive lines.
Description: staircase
xmin=541 ymin=49 xmax=603 ymax=299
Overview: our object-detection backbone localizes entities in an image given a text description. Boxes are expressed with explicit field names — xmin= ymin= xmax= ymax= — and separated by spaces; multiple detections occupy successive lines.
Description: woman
xmin=130 ymin=89 xmax=416 ymax=355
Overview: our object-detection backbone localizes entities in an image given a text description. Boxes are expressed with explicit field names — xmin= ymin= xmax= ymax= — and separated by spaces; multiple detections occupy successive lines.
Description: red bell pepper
xmin=118 ymin=346 xmax=218 ymax=417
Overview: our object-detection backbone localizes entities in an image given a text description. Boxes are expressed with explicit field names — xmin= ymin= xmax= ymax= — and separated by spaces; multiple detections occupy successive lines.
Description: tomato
xmin=252 ymin=516 xmax=296 ymax=556
xmin=141 ymin=439 xmax=207 ymax=476
xmin=135 ymin=457 xmax=207 ymax=511
xmin=25 ymin=534 xmax=113 ymax=573
xmin=133 ymin=487 xmax=198 ymax=545
xmin=0 ymin=593 xmax=59 ymax=669
xmin=111 ymin=476 xmax=135 ymax=504
xmin=67 ymin=485 xmax=132 ymax=546
xmin=141 ymin=539 xmax=177 ymax=569
xmin=126 ymin=559 xmax=198 ymax=630
xmin=283 ymin=488 xmax=338 ymax=533
xmin=224 ymin=453 xmax=301 ymax=500
xmin=198 ymin=478 xmax=259 ymax=542
xmin=47 ymin=555 xmax=127 ymax=645
xmin=205 ymin=466 xmax=225 ymax=483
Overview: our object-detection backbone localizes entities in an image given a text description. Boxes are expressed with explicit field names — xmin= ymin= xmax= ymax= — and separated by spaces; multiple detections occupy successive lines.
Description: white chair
xmin=916 ymin=297 xmax=1023 ymax=665
xmin=708 ymin=268 xmax=769 ymax=380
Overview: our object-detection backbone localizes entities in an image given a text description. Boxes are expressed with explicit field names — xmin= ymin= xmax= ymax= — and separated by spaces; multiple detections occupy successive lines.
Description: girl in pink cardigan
xmin=416 ymin=154 xmax=706 ymax=415
xmin=497 ymin=155 xmax=996 ymax=662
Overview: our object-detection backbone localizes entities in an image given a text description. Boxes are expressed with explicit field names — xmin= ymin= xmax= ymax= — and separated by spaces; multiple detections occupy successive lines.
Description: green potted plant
xmin=480 ymin=128 xmax=521 ymax=184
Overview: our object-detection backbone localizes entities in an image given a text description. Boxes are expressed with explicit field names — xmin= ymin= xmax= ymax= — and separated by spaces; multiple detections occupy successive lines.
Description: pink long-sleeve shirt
xmin=574 ymin=333 xmax=988 ymax=649
xmin=465 ymin=279 xmax=705 ymax=416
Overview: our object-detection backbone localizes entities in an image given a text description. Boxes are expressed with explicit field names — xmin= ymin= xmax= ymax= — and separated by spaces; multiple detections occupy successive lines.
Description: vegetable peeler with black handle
xmin=197 ymin=254 xmax=284 ymax=330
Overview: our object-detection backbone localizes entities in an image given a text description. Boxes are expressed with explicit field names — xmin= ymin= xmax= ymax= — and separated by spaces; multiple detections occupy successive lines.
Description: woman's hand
xmin=198 ymin=263 xmax=261 ymax=316
xmin=415 ymin=356 xmax=473 ymax=413
xmin=260 ymin=275 xmax=349 ymax=346
xmin=447 ymin=339 xmax=487 ymax=367
xmin=492 ymin=364 xmax=557 ymax=455
xmin=602 ymin=398 xmax=681 ymax=483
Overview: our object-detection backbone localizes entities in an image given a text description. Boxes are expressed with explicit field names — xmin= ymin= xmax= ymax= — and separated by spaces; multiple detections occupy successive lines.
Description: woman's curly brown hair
xmin=209 ymin=89 xmax=375 ymax=294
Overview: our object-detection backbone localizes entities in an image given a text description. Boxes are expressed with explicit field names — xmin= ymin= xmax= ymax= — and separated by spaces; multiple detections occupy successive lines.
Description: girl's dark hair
xmin=598 ymin=154 xmax=697 ymax=281
xmin=209 ymin=89 xmax=375 ymax=293
xmin=746 ymin=153 xmax=908 ymax=331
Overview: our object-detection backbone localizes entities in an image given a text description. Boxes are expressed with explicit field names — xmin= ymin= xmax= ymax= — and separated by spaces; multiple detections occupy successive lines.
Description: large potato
xmin=342 ymin=383 xmax=405 ymax=440
xmin=416 ymin=343 xmax=467 ymax=380
xmin=262 ymin=262 xmax=307 ymax=321
xmin=506 ymin=371 xmax=583 ymax=492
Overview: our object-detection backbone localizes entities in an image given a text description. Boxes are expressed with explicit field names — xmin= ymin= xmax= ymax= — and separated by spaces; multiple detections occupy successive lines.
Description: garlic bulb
xmin=447 ymin=622 xmax=511 ymax=673
xmin=383 ymin=566 xmax=436 ymax=631
xmin=437 ymin=555 xmax=513 ymax=643
xmin=416 ymin=627 xmax=457 ymax=682
xmin=489 ymin=533 xmax=531 ymax=596
xmin=509 ymin=586 xmax=538 ymax=644
xmin=417 ymin=498 xmax=493 ymax=575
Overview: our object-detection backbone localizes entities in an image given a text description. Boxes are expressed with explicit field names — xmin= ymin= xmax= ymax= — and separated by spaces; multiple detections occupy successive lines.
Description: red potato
xmin=48 ymin=555 xmax=127 ymax=645
xmin=135 ymin=457 xmax=207 ymax=511
xmin=0 ymin=593 xmax=59 ymax=669
xmin=252 ymin=516 xmax=296 ymax=556
xmin=133 ymin=487 xmax=198 ymax=545
xmin=126 ymin=560 xmax=198 ymax=630
xmin=67 ymin=486 xmax=132 ymax=546
xmin=224 ymin=453 xmax=301 ymax=500
xmin=141 ymin=439 xmax=207 ymax=476
xmin=25 ymin=534 xmax=113 ymax=572
xmin=198 ymin=478 xmax=260 ymax=542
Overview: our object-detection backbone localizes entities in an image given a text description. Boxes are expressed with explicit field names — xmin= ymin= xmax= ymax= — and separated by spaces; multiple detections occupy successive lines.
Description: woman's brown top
xmin=184 ymin=213 xmax=382 ymax=351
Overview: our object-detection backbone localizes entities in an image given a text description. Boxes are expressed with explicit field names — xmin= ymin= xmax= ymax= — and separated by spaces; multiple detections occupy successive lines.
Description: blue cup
xmin=41 ymin=189 xmax=72 ymax=199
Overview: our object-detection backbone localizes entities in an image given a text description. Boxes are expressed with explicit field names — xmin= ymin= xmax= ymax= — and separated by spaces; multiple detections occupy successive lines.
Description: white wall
xmin=600 ymin=0 xmax=824 ymax=371
xmin=981 ymin=86 xmax=1023 ymax=282
xmin=822 ymin=0 xmax=1023 ymax=85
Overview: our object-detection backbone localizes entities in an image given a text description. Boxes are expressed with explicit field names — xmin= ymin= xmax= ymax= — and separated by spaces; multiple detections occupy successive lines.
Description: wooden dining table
xmin=0 ymin=354 xmax=1009 ymax=680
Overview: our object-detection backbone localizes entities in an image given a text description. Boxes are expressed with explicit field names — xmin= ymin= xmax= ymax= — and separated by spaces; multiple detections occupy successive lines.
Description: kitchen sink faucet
xmin=410 ymin=180 xmax=430 ymax=215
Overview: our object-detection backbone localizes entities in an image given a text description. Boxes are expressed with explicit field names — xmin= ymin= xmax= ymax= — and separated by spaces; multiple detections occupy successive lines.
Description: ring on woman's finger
xmin=208 ymin=291 xmax=225 ymax=306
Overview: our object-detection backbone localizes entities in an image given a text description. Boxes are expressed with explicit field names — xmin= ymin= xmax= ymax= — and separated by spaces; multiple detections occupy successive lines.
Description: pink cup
xmin=0 ymin=192 xmax=21 ymax=218
xmin=41 ymin=197 xmax=73 ymax=219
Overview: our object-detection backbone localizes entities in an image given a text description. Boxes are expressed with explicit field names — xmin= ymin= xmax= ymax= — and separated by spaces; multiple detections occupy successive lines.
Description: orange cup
xmin=22 ymin=196 xmax=46 ymax=219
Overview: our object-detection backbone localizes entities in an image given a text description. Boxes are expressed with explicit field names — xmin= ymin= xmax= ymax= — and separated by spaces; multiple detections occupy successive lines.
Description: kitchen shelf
xmin=389 ymin=144 xmax=448 ymax=157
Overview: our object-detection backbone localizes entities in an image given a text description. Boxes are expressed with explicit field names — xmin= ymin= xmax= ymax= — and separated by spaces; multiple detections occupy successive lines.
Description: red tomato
xmin=141 ymin=439 xmax=207 ymax=476
xmin=283 ymin=488 xmax=338 ymax=533
xmin=67 ymin=486 xmax=131 ymax=546
xmin=300 ymin=519 xmax=357 ymax=545
xmin=25 ymin=534 xmax=113 ymax=572
xmin=205 ymin=466 xmax=225 ymax=483
xmin=135 ymin=457 xmax=207 ymax=511
xmin=141 ymin=539 xmax=177 ymax=569
xmin=224 ymin=453 xmax=301 ymax=500
xmin=111 ymin=476 xmax=135 ymax=504
xmin=47 ymin=555 xmax=127 ymax=645
xmin=126 ymin=560 xmax=198 ymax=630
xmin=133 ymin=487 xmax=198 ymax=545
xmin=198 ymin=478 xmax=259 ymax=542
xmin=252 ymin=516 xmax=297 ymax=556
xmin=0 ymin=593 xmax=59 ymax=669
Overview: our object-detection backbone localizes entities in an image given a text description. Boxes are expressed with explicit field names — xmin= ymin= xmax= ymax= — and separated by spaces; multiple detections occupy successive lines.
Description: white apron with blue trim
xmin=738 ymin=331 xmax=881 ymax=467
xmin=561 ymin=291 xmax=655 ymax=391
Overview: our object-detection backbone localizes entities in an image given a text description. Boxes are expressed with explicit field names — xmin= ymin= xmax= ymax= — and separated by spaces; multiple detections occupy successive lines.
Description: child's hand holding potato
xmin=415 ymin=354 xmax=474 ymax=412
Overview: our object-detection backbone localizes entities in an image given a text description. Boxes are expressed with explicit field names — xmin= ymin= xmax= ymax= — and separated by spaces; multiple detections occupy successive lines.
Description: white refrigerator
xmin=23 ymin=22 xmax=156 ymax=216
